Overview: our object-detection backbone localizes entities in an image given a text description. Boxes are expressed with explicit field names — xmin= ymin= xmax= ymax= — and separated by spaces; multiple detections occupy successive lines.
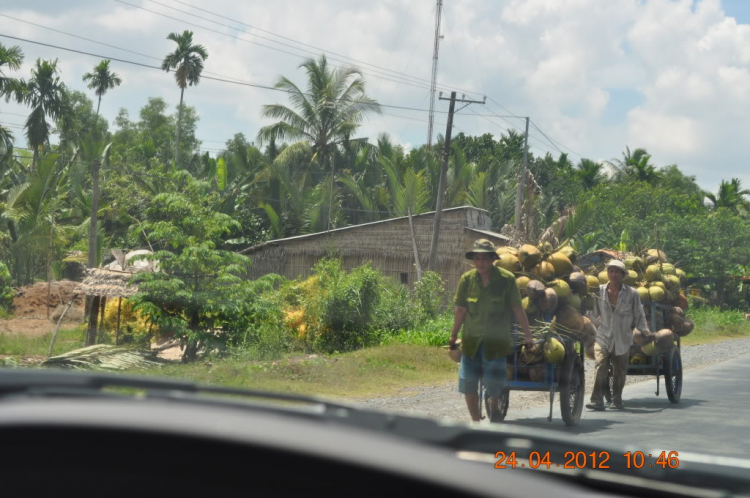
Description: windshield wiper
xmin=1 ymin=368 xmax=748 ymax=497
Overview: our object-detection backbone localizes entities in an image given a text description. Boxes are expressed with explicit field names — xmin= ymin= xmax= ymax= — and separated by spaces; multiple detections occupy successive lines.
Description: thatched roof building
xmin=241 ymin=206 xmax=509 ymax=293
xmin=78 ymin=268 xmax=142 ymax=298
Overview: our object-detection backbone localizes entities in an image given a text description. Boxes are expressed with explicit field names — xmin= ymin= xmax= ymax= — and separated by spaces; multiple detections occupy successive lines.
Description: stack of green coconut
xmin=584 ymin=249 xmax=694 ymax=363
xmin=494 ymin=242 xmax=596 ymax=378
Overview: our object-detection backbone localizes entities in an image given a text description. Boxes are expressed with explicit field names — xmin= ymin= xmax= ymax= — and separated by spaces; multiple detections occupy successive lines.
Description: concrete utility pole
xmin=428 ymin=91 xmax=486 ymax=271
xmin=514 ymin=117 xmax=530 ymax=233
xmin=427 ymin=0 xmax=443 ymax=147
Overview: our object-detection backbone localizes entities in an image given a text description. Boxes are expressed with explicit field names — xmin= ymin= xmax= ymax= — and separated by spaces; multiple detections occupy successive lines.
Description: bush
xmin=0 ymin=262 xmax=13 ymax=313
xmin=374 ymin=278 xmax=418 ymax=333
xmin=307 ymin=259 xmax=383 ymax=353
xmin=413 ymin=271 xmax=446 ymax=319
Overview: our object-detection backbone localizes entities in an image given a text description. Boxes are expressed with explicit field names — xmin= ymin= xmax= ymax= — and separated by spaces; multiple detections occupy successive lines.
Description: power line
xmin=113 ymin=0 xmax=450 ymax=93
xmin=529 ymin=119 xmax=584 ymax=159
xmin=161 ymin=0 xmax=486 ymax=99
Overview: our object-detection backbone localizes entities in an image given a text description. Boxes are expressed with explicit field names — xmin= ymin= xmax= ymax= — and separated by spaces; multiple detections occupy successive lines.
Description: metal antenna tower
xmin=427 ymin=0 xmax=443 ymax=147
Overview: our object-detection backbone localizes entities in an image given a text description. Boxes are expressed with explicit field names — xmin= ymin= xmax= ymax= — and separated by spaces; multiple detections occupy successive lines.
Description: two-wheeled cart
xmin=479 ymin=315 xmax=586 ymax=426
xmin=604 ymin=301 xmax=682 ymax=404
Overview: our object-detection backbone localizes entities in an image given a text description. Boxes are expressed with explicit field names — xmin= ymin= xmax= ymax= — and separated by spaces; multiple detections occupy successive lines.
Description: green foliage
xmin=413 ymin=271 xmax=446 ymax=319
xmin=0 ymin=261 xmax=13 ymax=312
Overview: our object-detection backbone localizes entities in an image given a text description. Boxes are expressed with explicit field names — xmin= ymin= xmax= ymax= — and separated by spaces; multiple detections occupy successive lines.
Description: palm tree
xmin=1 ymin=43 xmax=25 ymax=163
xmin=257 ymin=55 xmax=380 ymax=229
xmin=706 ymin=178 xmax=750 ymax=217
xmin=575 ymin=158 xmax=606 ymax=190
xmin=22 ymin=59 xmax=68 ymax=173
xmin=161 ymin=30 xmax=208 ymax=166
xmin=82 ymin=59 xmax=122 ymax=115
xmin=606 ymin=146 xmax=661 ymax=184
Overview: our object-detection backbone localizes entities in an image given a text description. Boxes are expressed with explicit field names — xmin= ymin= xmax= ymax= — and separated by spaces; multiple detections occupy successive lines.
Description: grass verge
xmin=0 ymin=326 xmax=86 ymax=357
xmin=135 ymin=343 xmax=457 ymax=400
xmin=682 ymin=307 xmax=750 ymax=345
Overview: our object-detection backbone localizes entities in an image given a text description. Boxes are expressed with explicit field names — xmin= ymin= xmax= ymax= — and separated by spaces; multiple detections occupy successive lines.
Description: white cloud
xmin=2 ymin=0 xmax=750 ymax=188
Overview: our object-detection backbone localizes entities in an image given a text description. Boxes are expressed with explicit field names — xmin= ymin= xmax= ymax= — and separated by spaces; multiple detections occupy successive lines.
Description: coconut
xmin=625 ymin=270 xmax=639 ymax=286
xmin=675 ymin=293 xmax=689 ymax=311
xmin=651 ymin=281 xmax=666 ymax=291
xmin=522 ymin=296 xmax=538 ymax=315
xmin=675 ymin=318 xmax=694 ymax=337
xmin=568 ymin=272 xmax=588 ymax=294
xmin=624 ymin=257 xmax=636 ymax=270
xmin=671 ymin=306 xmax=685 ymax=317
xmin=526 ymin=280 xmax=546 ymax=301
xmin=668 ymin=314 xmax=685 ymax=331
xmin=676 ymin=268 xmax=687 ymax=285
xmin=544 ymin=337 xmax=566 ymax=365
xmin=531 ymin=261 xmax=556 ymax=281
xmin=654 ymin=329 xmax=675 ymax=350
xmin=630 ymin=354 xmax=646 ymax=365
xmin=568 ymin=294 xmax=582 ymax=310
xmin=559 ymin=246 xmax=577 ymax=264
xmin=556 ymin=304 xmax=584 ymax=333
xmin=631 ymin=256 xmax=646 ymax=272
xmin=661 ymin=263 xmax=676 ymax=275
xmin=641 ymin=341 xmax=657 ymax=356
xmin=598 ymin=270 xmax=609 ymax=285
xmin=583 ymin=294 xmax=596 ymax=311
xmin=664 ymin=275 xmax=681 ymax=294
xmin=632 ymin=328 xmax=651 ymax=346
xmin=548 ymin=252 xmax=573 ymax=277
xmin=582 ymin=316 xmax=596 ymax=341
xmin=521 ymin=343 xmax=544 ymax=364
xmin=636 ymin=286 xmax=650 ymax=302
xmin=539 ymin=288 xmax=559 ymax=313
xmin=549 ymin=279 xmax=572 ymax=301
xmin=645 ymin=265 xmax=662 ymax=282
xmin=587 ymin=275 xmax=600 ymax=293
xmin=519 ymin=244 xmax=542 ymax=269
xmin=496 ymin=246 xmax=519 ymax=257
xmin=528 ymin=364 xmax=545 ymax=383
xmin=648 ymin=286 xmax=666 ymax=302
xmin=496 ymin=253 xmax=522 ymax=273
xmin=645 ymin=249 xmax=668 ymax=264
xmin=516 ymin=276 xmax=532 ymax=294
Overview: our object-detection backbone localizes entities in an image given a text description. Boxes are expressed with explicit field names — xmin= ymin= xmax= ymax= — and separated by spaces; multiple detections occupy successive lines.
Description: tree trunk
xmin=175 ymin=87 xmax=185 ymax=168
xmin=86 ymin=295 xmax=100 ymax=346
xmin=115 ymin=297 xmax=122 ymax=346
xmin=96 ymin=95 xmax=101 ymax=115
xmin=32 ymin=146 xmax=38 ymax=174
xmin=182 ymin=309 xmax=200 ymax=363
xmin=47 ymin=221 xmax=53 ymax=319
xmin=97 ymin=296 xmax=107 ymax=343
xmin=86 ymin=158 xmax=100 ymax=321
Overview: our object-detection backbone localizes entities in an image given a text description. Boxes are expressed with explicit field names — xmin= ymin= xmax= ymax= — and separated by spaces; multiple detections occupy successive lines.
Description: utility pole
xmin=427 ymin=0 xmax=443 ymax=147
xmin=514 ymin=117 xmax=530 ymax=234
xmin=428 ymin=91 xmax=485 ymax=271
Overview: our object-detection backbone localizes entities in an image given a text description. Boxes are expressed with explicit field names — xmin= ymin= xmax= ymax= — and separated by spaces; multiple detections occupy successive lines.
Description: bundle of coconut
xmin=497 ymin=242 xmax=597 ymax=366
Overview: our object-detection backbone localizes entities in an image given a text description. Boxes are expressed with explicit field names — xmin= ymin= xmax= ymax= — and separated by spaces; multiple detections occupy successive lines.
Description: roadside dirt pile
xmin=12 ymin=281 xmax=85 ymax=322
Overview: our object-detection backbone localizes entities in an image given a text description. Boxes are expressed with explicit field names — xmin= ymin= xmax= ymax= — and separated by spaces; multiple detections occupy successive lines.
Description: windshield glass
xmin=1 ymin=0 xmax=749 ymax=478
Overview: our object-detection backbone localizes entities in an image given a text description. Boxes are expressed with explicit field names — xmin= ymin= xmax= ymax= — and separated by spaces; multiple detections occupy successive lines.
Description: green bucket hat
xmin=465 ymin=239 xmax=499 ymax=260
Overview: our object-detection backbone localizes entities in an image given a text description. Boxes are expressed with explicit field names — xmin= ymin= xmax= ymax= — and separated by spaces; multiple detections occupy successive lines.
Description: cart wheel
xmin=604 ymin=359 xmax=614 ymax=404
xmin=560 ymin=353 xmax=584 ymax=426
xmin=484 ymin=387 xmax=509 ymax=423
xmin=664 ymin=347 xmax=682 ymax=403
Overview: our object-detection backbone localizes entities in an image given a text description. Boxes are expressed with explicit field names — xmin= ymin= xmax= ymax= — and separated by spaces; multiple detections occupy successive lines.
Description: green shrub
xmin=413 ymin=271 xmax=446 ymax=319
xmin=0 ymin=262 xmax=13 ymax=313
xmin=374 ymin=279 xmax=417 ymax=332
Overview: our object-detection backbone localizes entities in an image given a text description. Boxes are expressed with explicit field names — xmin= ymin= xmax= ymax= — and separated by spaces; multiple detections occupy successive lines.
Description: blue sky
xmin=1 ymin=0 xmax=749 ymax=191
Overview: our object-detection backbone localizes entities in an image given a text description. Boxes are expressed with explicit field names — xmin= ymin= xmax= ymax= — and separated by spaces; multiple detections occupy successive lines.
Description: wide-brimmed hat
xmin=465 ymin=239 xmax=499 ymax=260
xmin=605 ymin=259 xmax=628 ymax=274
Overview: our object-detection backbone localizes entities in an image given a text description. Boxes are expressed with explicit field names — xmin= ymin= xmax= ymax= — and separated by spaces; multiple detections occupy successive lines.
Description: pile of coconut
xmin=495 ymin=244 xmax=693 ymax=378
xmin=584 ymin=249 xmax=693 ymax=365
xmin=495 ymin=243 xmax=596 ymax=381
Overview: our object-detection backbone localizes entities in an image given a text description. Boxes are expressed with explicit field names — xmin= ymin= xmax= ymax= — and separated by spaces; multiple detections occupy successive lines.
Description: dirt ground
xmin=0 ymin=281 xmax=86 ymax=337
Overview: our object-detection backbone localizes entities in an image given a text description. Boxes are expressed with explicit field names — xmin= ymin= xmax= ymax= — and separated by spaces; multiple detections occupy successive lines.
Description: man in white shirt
xmin=586 ymin=259 xmax=650 ymax=410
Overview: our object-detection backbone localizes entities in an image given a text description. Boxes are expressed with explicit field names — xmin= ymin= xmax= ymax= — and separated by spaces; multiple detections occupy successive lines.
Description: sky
xmin=1 ymin=0 xmax=749 ymax=192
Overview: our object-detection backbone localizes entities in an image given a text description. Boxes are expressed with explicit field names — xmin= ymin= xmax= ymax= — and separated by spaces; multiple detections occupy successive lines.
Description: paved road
xmin=500 ymin=353 xmax=750 ymax=458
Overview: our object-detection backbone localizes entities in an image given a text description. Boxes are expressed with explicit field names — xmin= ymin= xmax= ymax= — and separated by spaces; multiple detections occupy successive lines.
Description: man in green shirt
xmin=449 ymin=239 xmax=534 ymax=422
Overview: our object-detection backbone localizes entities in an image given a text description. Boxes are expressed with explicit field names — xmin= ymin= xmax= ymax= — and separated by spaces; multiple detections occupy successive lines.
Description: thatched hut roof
xmin=78 ymin=268 xmax=143 ymax=298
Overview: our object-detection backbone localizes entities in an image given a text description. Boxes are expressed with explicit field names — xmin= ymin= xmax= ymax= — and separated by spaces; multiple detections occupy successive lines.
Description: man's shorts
xmin=458 ymin=342 xmax=507 ymax=397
